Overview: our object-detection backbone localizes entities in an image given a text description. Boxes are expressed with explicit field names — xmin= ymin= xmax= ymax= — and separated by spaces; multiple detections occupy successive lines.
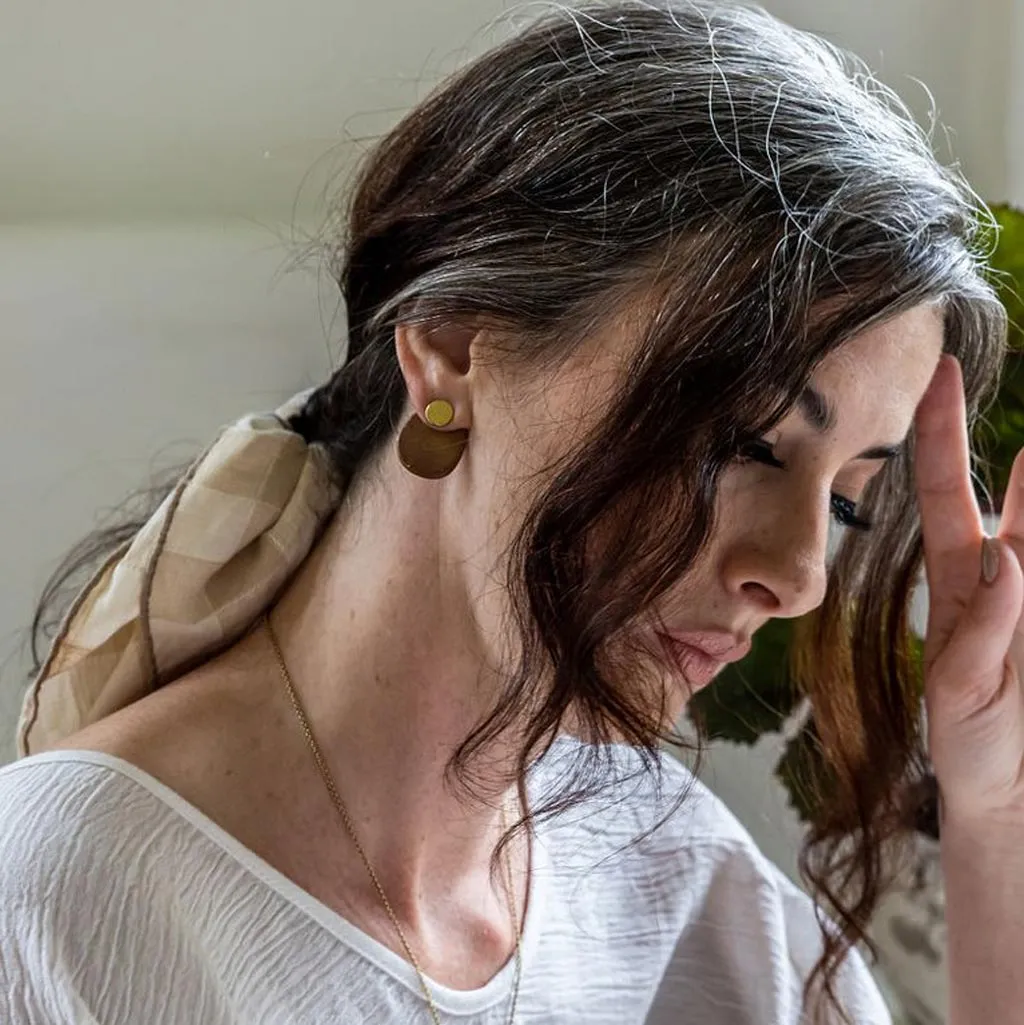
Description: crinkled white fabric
xmin=0 ymin=742 xmax=891 ymax=1024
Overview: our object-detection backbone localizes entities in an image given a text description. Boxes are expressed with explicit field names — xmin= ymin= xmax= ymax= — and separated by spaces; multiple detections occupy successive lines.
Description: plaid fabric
xmin=17 ymin=391 xmax=340 ymax=757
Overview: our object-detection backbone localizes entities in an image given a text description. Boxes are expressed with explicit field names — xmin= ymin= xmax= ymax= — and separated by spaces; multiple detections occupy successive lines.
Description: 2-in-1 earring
xmin=396 ymin=398 xmax=469 ymax=479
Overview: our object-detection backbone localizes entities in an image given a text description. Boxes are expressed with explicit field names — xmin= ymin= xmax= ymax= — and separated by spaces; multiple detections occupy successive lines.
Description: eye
xmin=829 ymin=493 xmax=872 ymax=531
xmin=734 ymin=439 xmax=873 ymax=532
xmin=736 ymin=439 xmax=785 ymax=469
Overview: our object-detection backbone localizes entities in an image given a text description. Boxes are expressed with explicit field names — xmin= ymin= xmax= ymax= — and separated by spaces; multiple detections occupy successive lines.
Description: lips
xmin=654 ymin=631 xmax=752 ymax=690
xmin=658 ymin=636 xmax=724 ymax=688
xmin=673 ymin=630 xmax=752 ymax=661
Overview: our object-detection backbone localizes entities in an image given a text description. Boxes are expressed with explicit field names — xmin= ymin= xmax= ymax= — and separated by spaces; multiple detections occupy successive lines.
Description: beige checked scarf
xmin=17 ymin=390 xmax=341 ymax=757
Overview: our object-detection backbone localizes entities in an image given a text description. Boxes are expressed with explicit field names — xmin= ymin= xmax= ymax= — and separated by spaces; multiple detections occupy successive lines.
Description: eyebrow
xmin=798 ymin=385 xmax=906 ymax=461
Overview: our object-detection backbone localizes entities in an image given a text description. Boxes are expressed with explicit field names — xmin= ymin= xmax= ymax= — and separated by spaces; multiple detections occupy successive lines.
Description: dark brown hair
xmin=31 ymin=1 xmax=1006 ymax=1018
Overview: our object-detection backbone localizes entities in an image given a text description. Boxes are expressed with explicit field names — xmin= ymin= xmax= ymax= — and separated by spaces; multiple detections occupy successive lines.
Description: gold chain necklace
xmin=263 ymin=613 xmax=524 ymax=1025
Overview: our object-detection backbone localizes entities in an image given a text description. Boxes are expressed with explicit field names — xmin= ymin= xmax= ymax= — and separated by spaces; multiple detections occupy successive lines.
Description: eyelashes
xmin=829 ymin=493 xmax=872 ymax=531
xmin=735 ymin=440 xmax=873 ymax=532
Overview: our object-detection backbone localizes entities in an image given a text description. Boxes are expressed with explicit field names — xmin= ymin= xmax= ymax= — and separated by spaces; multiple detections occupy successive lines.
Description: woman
xmin=3 ymin=1 xmax=1022 ymax=1022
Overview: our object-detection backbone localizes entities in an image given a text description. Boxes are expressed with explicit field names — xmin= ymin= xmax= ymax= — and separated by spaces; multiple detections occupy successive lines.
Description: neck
xmin=265 ymin=466 xmax=525 ymax=919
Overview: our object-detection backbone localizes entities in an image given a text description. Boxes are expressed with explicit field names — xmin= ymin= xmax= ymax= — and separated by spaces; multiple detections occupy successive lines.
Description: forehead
xmin=809 ymin=304 xmax=945 ymax=436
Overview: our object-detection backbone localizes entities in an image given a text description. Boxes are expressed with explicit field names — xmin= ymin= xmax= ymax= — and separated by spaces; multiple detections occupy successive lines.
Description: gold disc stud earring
xmin=424 ymin=399 xmax=455 ymax=428
xmin=397 ymin=399 xmax=469 ymax=479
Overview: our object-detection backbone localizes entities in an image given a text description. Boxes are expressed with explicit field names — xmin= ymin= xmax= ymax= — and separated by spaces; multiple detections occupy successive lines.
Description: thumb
xmin=927 ymin=538 xmax=1024 ymax=724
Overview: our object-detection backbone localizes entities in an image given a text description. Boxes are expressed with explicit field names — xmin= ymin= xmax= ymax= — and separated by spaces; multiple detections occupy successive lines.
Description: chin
xmin=668 ymin=672 xmax=714 ymax=713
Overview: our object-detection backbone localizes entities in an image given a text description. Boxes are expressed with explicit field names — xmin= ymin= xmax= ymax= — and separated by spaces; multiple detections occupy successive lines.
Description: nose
xmin=719 ymin=490 xmax=831 ymax=619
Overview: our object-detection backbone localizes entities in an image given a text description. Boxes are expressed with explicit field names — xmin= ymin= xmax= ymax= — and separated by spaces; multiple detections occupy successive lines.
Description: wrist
xmin=939 ymin=812 xmax=1024 ymax=1025
xmin=938 ymin=811 xmax=1024 ymax=938
xmin=941 ymin=806 xmax=1024 ymax=852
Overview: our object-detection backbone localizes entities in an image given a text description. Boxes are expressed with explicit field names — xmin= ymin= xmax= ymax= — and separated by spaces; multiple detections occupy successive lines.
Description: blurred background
xmin=3 ymin=2 xmax=1022 ymax=1020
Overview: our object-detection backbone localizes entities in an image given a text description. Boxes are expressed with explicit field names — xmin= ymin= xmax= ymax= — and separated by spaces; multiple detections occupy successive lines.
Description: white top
xmin=0 ymin=742 xmax=891 ymax=1024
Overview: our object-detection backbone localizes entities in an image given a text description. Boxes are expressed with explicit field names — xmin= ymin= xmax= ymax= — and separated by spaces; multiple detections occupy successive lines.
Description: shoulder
xmin=532 ymin=738 xmax=788 ymax=916
xmin=0 ymin=750 xmax=180 ymax=891
xmin=0 ymin=748 xmax=143 ymax=835
xmin=0 ymin=748 xmax=238 ymax=935
xmin=533 ymin=740 xmax=891 ymax=1022
xmin=0 ymin=749 xmax=288 ymax=1025
xmin=0 ymin=752 xmax=182 ymax=1019
xmin=44 ymin=644 xmax=302 ymax=856
xmin=649 ymin=753 xmax=890 ymax=1022
xmin=0 ymin=747 xmax=255 ymax=939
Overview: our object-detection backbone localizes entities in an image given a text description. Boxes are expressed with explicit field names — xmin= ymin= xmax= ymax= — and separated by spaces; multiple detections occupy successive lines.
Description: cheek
xmin=460 ymin=373 xmax=610 ymax=590
xmin=714 ymin=463 xmax=777 ymax=537
xmin=703 ymin=465 xmax=789 ymax=579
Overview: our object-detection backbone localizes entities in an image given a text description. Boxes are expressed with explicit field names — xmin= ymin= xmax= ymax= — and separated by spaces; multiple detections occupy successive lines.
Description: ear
xmin=394 ymin=320 xmax=478 ymax=428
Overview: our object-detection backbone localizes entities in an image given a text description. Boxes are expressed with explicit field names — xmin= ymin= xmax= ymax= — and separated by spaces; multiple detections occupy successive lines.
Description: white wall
xmin=1009 ymin=0 xmax=1024 ymax=205
xmin=766 ymin=0 xmax=1015 ymax=202
xmin=0 ymin=0 xmax=510 ymax=224
xmin=0 ymin=224 xmax=338 ymax=760
xmin=1 ymin=0 xmax=1015 ymax=225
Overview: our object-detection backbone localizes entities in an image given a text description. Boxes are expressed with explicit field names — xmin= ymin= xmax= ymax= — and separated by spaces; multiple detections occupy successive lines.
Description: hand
xmin=914 ymin=353 xmax=1024 ymax=825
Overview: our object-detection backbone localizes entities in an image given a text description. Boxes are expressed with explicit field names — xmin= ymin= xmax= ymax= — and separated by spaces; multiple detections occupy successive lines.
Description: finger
xmin=914 ymin=354 xmax=985 ymax=595
xmin=927 ymin=538 xmax=1024 ymax=723
xmin=998 ymin=447 xmax=1024 ymax=548
xmin=996 ymin=449 xmax=1024 ymax=613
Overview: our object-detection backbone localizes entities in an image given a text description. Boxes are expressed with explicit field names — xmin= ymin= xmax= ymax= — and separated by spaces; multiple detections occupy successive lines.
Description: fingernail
xmin=982 ymin=537 xmax=1000 ymax=585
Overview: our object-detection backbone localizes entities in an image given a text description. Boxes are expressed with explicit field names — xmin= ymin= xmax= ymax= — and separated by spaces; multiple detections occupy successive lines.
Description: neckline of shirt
xmin=5 ymin=748 xmax=555 ymax=1017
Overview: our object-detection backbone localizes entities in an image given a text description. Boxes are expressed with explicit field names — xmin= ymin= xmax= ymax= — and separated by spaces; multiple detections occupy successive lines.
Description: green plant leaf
xmin=905 ymin=630 xmax=925 ymax=699
xmin=974 ymin=351 xmax=1024 ymax=511
xmin=774 ymin=718 xmax=830 ymax=824
xmin=988 ymin=204 xmax=1024 ymax=353
xmin=975 ymin=204 xmax=1024 ymax=511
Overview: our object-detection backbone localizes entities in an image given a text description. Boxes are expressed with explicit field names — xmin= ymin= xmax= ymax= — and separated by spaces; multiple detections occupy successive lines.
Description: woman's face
xmin=650 ymin=303 xmax=944 ymax=706
xmin=448 ymin=302 xmax=945 ymax=711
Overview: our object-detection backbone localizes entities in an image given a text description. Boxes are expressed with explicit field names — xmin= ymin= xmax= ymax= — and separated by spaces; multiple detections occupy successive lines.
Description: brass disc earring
xmin=424 ymin=399 xmax=455 ymax=428
xmin=397 ymin=400 xmax=469 ymax=479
